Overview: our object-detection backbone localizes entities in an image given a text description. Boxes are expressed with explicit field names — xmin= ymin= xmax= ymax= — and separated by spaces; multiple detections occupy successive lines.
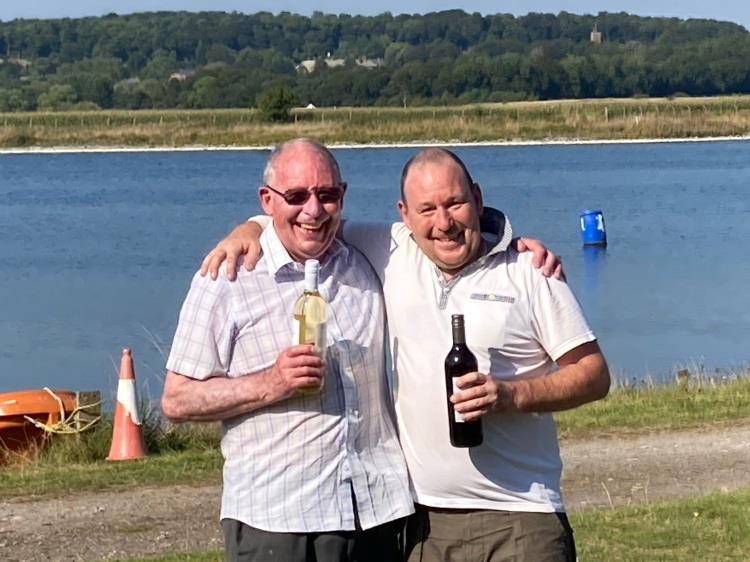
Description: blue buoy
xmin=579 ymin=209 xmax=607 ymax=246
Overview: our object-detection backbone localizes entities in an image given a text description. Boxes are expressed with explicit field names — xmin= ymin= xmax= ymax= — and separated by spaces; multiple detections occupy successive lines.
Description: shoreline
xmin=2 ymin=134 xmax=750 ymax=155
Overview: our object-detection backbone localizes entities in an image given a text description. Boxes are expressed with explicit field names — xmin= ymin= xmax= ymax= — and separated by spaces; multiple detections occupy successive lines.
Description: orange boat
xmin=0 ymin=389 xmax=78 ymax=462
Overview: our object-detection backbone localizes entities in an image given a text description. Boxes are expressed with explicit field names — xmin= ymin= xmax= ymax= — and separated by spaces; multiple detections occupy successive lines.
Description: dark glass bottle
xmin=444 ymin=314 xmax=483 ymax=447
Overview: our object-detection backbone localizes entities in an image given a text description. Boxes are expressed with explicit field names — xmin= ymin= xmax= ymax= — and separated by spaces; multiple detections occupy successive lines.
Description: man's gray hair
xmin=263 ymin=138 xmax=341 ymax=186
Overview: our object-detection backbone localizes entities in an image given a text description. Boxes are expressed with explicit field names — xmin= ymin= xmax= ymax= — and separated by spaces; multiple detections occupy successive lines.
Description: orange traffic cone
xmin=107 ymin=348 xmax=147 ymax=461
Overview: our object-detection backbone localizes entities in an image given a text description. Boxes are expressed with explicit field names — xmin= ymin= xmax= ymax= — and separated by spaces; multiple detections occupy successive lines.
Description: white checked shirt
xmin=166 ymin=224 xmax=413 ymax=532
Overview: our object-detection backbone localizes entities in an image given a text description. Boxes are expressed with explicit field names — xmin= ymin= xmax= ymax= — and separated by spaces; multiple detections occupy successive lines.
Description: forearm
xmin=161 ymin=370 xmax=271 ymax=422
xmin=499 ymin=346 xmax=610 ymax=413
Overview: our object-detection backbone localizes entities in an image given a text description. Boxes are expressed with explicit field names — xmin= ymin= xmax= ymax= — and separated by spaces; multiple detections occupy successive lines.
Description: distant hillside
xmin=1 ymin=10 xmax=749 ymax=111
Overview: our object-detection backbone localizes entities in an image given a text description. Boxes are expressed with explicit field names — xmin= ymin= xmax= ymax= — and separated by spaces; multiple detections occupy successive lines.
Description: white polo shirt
xmin=345 ymin=220 xmax=596 ymax=513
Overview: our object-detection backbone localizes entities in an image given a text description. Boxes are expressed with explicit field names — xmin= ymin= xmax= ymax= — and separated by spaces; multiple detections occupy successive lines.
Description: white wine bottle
xmin=292 ymin=259 xmax=327 ymax=394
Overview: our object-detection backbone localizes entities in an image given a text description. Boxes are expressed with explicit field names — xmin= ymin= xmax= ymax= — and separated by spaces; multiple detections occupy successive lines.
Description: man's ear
xmin=259 ymin=187 xmax=273 ymax=215
xmin=339 ymin=182 xmax=347 ymax=211
xmin=471 ymin=182 xmax=484 ymax=216
xmin=397 ymin=199 xmax=411 ymax=229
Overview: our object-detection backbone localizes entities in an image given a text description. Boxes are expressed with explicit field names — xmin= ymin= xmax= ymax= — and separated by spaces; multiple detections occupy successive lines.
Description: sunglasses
xmin=264 ymin=184 xmax=346 ymax=206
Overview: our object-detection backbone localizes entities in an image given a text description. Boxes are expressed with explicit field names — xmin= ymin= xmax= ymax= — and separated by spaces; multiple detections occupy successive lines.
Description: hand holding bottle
xmin=259 ymin=344 xmax=325 ymax=403
xmin=450 ymin=372 xmax=507 ymax=421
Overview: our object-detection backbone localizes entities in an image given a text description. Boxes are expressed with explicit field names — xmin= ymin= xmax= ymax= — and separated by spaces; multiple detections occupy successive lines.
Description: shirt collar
xmin=479 ymin=207 xmax=514 ymax=257
xmin=260 ymin=221 xmax=348 ymax=277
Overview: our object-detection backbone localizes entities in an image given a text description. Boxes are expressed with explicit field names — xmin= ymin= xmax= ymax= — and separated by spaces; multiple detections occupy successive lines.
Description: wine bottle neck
xmin=303 ymin=259 xmax=320 ymax=292
xmin=451 ymin=322 xmax=466 ymax=345
xmin=304 ymin=275 xmax=318 ymax=293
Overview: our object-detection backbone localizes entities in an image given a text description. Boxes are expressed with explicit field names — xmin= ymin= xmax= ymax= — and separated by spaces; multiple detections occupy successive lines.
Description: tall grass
xmin=2 ymin=96 xmax=750 ymax=148
xmin=556 ymin=367 xmax=750 ymax=438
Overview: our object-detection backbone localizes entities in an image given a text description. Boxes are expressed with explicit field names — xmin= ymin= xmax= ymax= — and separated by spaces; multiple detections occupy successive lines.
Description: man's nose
xmin=301 ymin=192 xmax=323 ymax=217
xmin=435 ymin=207 xmax=453 ymax=230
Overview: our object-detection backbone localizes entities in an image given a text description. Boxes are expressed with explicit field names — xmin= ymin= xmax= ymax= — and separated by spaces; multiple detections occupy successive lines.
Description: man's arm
xmin=451 ymin=341 xmax=610 ymax=421
xmin=200 ymin=220 xmax=265 ymax=281
xmin=161 ymin=344 xmax=324 ymax=422
xmin=200 ymin=211 xmax=565 ymax=281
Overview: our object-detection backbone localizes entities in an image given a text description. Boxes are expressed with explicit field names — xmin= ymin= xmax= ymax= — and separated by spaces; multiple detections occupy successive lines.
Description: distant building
xmin=297 ymin=59 xmax=317 ymax=73
xmin=296 ymin=55 xmax=383 ymax=73
xmin=0 ymin=57 xmax=32 ymax=69
xmin=590 ymin=24 xmax=602 ymax=44
xmin=169 ymin=69 xmax=195 ymax=81
xmin=355 ymin=57 xmax=384 ymax=69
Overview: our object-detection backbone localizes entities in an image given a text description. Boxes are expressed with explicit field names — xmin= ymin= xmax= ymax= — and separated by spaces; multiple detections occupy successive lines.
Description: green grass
xmin=555 ymin=376 xmax=750 ymax=439
xmin=0 ymin=448 xmax=222 ymax=499
xmin=572 ymin=488 xmax=750 ymax=561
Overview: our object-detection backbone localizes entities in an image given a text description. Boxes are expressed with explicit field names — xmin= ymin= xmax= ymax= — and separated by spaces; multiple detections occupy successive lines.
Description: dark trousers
xmin=405 ymin=504 xmax=576 ymax=562
xmin=222 ymin=517 xmax=405 ymax=562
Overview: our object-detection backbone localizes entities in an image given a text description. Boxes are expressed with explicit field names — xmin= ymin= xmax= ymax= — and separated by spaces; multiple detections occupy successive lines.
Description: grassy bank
xmin=121 ymin=488 xmax=750 ymax=562
xmin=3 ymin=96 xmax=750 ymax=149
xmin=555 ymin=375 xmax=750 ymax=439
xmin=2 ymin=374 xmax=749 ymax=499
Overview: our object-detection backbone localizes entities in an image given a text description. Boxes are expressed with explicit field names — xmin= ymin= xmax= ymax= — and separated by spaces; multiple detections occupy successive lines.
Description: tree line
xmin=1 ymin=10 xmax=749 ymax=113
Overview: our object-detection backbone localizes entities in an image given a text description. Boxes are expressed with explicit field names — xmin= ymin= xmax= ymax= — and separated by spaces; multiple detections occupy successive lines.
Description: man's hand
xmin=200 ymin=222 xmax=264 ymax=281
xmin=259 ymin=345 xmax=325 ymax=403
xmin=450 ymin=372 xmax=514 ymax=421
xmin=513 ymin=237 xmax=565 ymax=280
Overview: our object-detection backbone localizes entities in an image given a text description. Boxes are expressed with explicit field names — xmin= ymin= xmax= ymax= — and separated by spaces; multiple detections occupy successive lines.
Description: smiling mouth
xmin=433 ymin=234 xmax=463 ymax=246
xmin=297 ymin=218 xmax=330 ymax=231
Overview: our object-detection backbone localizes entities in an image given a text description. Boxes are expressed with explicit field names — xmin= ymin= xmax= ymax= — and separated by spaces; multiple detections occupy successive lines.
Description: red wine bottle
xmin=444 ymin=314 xmax=483 ymax=447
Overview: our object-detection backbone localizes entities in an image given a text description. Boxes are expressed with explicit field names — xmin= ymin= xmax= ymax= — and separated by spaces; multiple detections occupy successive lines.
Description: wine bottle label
xmin=293 ymin=316 xmax=326 ymax=354
xmin=452 ymin=378 xmax=465 ymax=423
xmin=312 ymin=323 xmax=326 ymax=352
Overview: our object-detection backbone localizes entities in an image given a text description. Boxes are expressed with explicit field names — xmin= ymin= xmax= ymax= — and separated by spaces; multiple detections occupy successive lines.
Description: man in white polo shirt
xmin=203 ymin=147 xmax=610 ymax=561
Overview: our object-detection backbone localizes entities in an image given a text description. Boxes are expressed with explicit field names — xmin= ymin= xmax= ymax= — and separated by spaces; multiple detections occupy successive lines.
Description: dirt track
xmin=2 ymin=425 xmax=749 ymax=561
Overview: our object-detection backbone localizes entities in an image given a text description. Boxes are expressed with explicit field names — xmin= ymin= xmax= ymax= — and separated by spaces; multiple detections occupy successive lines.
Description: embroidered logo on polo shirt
xmin=470 ymin=293 xmax=515 ymax=304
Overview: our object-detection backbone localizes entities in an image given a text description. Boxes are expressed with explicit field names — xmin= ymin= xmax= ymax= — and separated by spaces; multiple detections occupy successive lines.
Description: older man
xmin=202 ymin=146 xmax=609 ymax=561
xmin=161 ymin=138 xmax=413 ymax=562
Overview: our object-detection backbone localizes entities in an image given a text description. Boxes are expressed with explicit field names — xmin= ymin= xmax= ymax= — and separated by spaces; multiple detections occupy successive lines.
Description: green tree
xmin=37 ymin=84 xmax=78 ymax=110
xmin=256 ymin=85 xmax=300 ymax=121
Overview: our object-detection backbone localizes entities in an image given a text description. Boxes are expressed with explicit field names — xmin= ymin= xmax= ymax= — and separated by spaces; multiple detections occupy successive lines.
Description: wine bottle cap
xmin=451 ymin=314 xmax=465 ymax=327
xmin=304 ymin=259 xmax=320 ymax=291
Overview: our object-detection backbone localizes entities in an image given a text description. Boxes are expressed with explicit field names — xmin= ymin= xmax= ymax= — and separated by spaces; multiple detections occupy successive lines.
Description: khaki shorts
xmin=405 ymin=504 xmax=576 ymax=562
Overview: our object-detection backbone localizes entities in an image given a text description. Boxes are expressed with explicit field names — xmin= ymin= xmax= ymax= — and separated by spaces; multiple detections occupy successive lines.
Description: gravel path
xmin=2 ymin=425 xmax=749 ymax=561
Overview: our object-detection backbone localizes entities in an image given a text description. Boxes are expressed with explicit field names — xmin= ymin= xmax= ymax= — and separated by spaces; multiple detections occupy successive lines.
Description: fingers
xmin=243 ymin=250 xmax=261 ymax=273
xmin=541 ymin=251 xmax=557 ymax=277
xmin=200 ymin=249 xmax=227 ymax=280
xmin=224 ymin=250 xmax=241 ymax=281
xmin=277 ymin=345 xmax=325 ymax=380
xmin=451 ymin=372 xmax=498 ymax=420
xmin=554 ymin=262 xmax=566 ymax=281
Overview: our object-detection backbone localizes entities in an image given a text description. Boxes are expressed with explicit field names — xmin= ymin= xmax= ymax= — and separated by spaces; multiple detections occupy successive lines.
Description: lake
xmin=1 ymin=140 xmax=749 ymax=401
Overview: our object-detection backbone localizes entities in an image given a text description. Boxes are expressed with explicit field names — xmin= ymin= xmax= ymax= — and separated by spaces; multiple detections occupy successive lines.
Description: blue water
xmin=1 ymin=141 xmax=749 ymax=400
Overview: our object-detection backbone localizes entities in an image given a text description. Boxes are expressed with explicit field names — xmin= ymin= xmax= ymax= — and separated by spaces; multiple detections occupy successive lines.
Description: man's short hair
xmin=263 ymin=138 xmax=341 ymax=186
xmin=399 ymin=147 xmax=475 ymax=203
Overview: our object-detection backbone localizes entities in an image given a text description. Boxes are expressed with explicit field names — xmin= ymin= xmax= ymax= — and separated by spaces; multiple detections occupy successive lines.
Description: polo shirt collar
xmin=260 ymin=221 xmax=347 ymax=277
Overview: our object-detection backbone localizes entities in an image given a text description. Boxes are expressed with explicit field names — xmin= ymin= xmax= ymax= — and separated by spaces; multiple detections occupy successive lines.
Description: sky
xmin=1 ymin=1 xmax=749 ymax=30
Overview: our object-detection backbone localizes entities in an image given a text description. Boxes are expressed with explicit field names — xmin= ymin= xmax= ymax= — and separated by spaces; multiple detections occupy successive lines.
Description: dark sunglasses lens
xmin=316 ymin=189 xmax=342 ymax=203
xmin=283 ymin=190 xmax=311 ymax=205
